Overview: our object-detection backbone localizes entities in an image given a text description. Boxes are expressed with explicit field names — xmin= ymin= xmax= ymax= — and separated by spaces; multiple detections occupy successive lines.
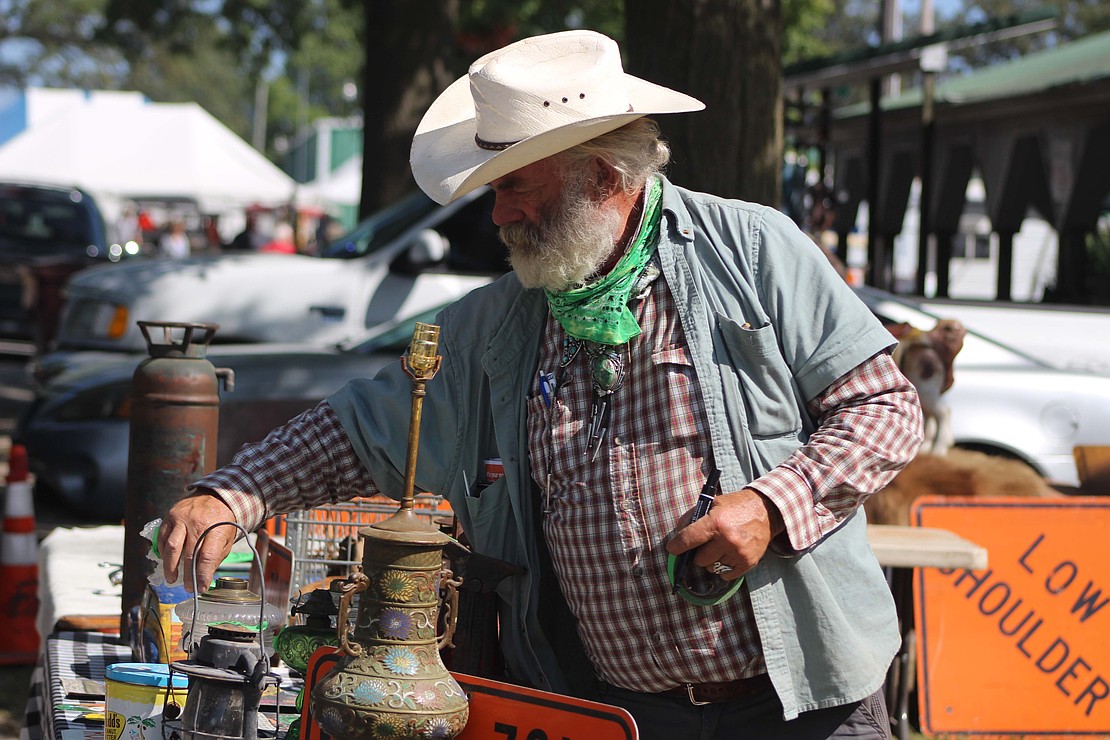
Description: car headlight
xmin=62 ymin=298 xmax=131 ymax=340
xmin=51 ymin=382 xmax=132 ymax=422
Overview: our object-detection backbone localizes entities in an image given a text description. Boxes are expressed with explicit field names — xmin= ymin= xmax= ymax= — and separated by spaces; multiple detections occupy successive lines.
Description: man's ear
xmin=592 ymin=157 xmax=620 ymax=199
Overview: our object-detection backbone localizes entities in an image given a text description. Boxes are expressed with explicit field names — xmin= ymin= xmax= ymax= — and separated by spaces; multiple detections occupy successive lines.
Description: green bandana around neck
xmin=545 ymin=177 xmax=663 ymax=345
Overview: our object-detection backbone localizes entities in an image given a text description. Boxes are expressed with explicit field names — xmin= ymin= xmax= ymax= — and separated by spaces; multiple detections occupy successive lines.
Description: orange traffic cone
xmin=0 ymin=444 xmax=40 ymax=664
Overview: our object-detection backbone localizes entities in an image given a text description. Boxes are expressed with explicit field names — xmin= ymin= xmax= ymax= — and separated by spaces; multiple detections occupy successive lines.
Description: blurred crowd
xmin=113 ymin=200 xmax=345 ymax=259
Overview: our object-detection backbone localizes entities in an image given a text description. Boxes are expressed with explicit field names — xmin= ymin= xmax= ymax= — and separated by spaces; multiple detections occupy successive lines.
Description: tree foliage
xmin=458 ymin=0 xmax=623 ymax=49
xmin=123 ymin=34 xmax=253 ymax=138
xmin=786 ymin=0 xmax=1110 ymax=75
xmin=265 ymin=0 xmax=362 ymax=164
xmin=0 ymin=0 xmax=125 ymax=87
xmin=97 ymin=0 xmax=360 ymax=162
xmin=945 ymin=0 xmax=1110 ymax=69
xmin=782 ymin=0 xmax=840 ymax=65
xmin=100 ymin=0 xmax=313 ymax=80
xmin=6 ymin=0 xmax=1102 ymax=217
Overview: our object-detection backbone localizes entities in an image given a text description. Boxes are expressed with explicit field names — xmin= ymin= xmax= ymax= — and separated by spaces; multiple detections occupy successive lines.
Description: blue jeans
xmin=593 ymin=682 xmax=890 ymax=740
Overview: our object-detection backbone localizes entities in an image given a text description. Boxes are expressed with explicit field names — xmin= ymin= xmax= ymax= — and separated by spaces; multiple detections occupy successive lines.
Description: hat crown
xmin=470 ymin=31 xmax=632 ymax=147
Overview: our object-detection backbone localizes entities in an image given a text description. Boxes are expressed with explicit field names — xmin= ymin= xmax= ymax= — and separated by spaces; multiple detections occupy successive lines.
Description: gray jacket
xmin=330 ymin=178 xmax=900 ymax=719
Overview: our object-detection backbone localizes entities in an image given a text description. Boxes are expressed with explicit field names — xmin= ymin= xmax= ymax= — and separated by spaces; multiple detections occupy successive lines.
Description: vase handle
xmin=336 ymin=573 xmax=370 ymax=657
xmin=437 ymin=567 xmax=464 ymax=650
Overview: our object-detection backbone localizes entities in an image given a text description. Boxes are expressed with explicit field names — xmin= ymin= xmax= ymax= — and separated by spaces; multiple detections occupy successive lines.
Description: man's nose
xmin=491 ymin=193 xmax=523 ymax=227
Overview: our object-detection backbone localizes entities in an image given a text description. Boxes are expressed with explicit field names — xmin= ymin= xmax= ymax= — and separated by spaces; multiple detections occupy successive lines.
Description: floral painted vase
xmin=309 ymin=533 xmax=467 ymax=739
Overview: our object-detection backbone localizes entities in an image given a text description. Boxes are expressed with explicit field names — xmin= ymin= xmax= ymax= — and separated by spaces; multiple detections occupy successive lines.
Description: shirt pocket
xmin=717 ymin=314 xmax=802 ymax=439
xmin=650 ymin=346 xmax=705 ymax=442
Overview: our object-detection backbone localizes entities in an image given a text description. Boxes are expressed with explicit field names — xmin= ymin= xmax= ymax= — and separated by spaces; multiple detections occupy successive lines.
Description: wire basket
xmin=282 ymin=494 xmax=452 ymax=596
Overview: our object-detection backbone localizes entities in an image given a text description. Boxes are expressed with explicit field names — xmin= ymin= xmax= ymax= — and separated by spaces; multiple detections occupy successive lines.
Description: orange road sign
xmin=453 ymin=672 xmax=636 ymax=740
xmin=913 ymin=495 xmax=1110 ymax=737
xmin=300 ymin=647 xmax=637 ymax=740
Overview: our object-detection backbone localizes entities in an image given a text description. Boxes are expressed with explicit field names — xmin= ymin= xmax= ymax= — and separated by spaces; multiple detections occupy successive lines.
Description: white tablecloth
xmin=36 ymin=526 xmax=124 ymax=640
xmin=35 ymin=523 xmax=263 ymax=639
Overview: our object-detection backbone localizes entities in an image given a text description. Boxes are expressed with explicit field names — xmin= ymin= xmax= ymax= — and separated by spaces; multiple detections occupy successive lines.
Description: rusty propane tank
xmin=120 ymin=321 xmax=234 ymax=640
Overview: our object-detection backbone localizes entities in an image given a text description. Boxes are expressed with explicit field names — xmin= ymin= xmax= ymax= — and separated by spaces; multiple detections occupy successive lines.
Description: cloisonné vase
xmin=309 ymin=523 xmax=466 ymax=740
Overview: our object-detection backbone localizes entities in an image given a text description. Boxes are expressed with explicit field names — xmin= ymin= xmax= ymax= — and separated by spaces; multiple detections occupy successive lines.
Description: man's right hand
xmin=158 ymin=492 xmax=238 ymax=593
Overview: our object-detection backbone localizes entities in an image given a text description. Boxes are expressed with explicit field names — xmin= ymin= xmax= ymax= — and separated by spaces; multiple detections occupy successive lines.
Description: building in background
xmin=283 ymin=116 xmax=363 ymax=231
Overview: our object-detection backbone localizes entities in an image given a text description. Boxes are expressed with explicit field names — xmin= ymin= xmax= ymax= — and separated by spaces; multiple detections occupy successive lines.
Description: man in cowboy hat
xmin=160 ymin=30 xmax=921 ymax=739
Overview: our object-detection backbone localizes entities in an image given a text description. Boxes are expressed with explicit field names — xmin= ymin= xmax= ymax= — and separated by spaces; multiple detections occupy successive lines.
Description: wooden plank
xmin=54 ymin=615 xmax=120 ymax=633
xmin=867 ymin=524 xmax=988 ymax=570
xmin=1075 ymin=445 xmax=1110 ymax=493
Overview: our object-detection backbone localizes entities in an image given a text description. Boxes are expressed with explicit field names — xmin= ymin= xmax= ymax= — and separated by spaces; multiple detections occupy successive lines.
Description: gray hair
xmin=557 ymin=118 xmax=671 ymax=195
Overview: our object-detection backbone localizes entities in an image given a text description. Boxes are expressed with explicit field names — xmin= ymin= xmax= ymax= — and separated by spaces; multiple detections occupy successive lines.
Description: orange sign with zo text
xmin=913 ymin=496 xmax=1110 ymax=737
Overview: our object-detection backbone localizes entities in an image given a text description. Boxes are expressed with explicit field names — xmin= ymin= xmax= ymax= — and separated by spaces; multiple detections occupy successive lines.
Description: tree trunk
xmin=360 ymin=0 xmax=459 ymax=216
xmin=624 ymin=0 xmax=783 ymax=206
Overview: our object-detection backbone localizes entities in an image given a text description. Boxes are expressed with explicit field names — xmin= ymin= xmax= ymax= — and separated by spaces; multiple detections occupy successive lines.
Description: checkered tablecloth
xmin=19 ymin=658 xmax=46 ymax=740
xmin=22 ymin=631 xmax=130 ymax=740
xmin=20 ymin=631 xmax=301 ymax=740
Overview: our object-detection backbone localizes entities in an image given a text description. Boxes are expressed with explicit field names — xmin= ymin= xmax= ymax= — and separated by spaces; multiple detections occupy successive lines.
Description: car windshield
xmin=343 ymin=302 xmax=454 ymax=356
xmin=321 ymin=190 xmax=441 ymax=259
xmin=0 ymin=184 xmax=96 ymax=249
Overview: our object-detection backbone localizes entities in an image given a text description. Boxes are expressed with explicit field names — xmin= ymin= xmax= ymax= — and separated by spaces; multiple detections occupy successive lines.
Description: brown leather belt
xmin=661 ymin=673 xmax=772 ymax=705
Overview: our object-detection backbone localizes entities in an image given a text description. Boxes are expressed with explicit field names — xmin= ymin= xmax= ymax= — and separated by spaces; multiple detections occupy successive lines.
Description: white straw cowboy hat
xmin=410 ymin=30 xmax=704 ymax=205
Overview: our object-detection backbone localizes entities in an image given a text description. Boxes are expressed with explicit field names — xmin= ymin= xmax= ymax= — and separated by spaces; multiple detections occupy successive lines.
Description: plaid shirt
xmin=198 ymin=277 xmax=920 ymax=693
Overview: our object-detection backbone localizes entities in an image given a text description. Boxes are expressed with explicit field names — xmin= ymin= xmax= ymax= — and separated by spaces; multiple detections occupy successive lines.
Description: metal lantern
xmin=309 ymin=322 xmax=469 ymax=740
xmin=164 ymin=523 xmax=279 ymax=740
xmin=272 ymin=582 xmax=345 ymax=740
xmin=166 ymin=624 xmax=278 ymax=740
xmin=273 ymin=582 xmax=344 ymax=670
xmin=174 ymin=577 xmax=285 ymax=658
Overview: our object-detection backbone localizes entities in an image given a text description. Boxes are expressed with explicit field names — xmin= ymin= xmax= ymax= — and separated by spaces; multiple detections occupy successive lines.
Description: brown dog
xmin=866 ymin=319 xmax=1059 ymax=525
xmin=865 ymin=448 xmax=1059 ymax=526
xmin=887 ymin=319 xmax=967 ymax=456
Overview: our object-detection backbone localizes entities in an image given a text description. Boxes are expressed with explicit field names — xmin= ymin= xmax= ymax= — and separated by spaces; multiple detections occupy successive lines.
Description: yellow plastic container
xmin=104 ymin=663 xmax=189 ymax=740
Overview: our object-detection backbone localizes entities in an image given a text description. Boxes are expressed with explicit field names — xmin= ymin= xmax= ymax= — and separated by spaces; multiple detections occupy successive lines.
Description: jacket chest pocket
xmin=718 ymin=314 xmax=802 ymax=439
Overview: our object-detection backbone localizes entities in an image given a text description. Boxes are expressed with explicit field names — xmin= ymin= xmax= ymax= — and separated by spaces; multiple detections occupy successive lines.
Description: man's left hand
xmin=666 ymin=488 xmax=785 ymax=580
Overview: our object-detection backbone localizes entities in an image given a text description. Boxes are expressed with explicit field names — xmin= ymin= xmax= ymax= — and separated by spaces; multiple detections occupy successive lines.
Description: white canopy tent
xmin=296 ymin=153 xmax=363 ymax=230
xmin=0 ymin=99 xmax=295 ymax=216
xmin=298 ymin=153 xmax=362 ymax=209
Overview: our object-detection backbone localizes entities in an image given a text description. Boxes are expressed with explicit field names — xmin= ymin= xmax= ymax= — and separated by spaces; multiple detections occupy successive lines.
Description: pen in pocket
xmin=538 ymin=370 xmax=555 ymax=407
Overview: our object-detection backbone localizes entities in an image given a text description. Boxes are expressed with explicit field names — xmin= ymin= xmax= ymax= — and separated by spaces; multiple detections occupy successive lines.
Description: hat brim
xmin=411 ymin=73 xmax=704 ymax=205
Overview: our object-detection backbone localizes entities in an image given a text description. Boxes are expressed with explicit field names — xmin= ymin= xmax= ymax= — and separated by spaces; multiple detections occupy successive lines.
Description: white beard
xmin=499 ymin=182 xmax=622 ymax=292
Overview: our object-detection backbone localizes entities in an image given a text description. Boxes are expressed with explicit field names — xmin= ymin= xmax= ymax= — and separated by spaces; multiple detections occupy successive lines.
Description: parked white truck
xmin=51 ymin=188 xmax=505 ymax=355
